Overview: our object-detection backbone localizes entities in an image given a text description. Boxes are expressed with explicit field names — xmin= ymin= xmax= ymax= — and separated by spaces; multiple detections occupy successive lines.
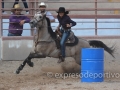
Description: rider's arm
xmin=70 ymin=20 xmax=76 ymax=27
xmin=67 ymin=16 xmax=76 ymax=27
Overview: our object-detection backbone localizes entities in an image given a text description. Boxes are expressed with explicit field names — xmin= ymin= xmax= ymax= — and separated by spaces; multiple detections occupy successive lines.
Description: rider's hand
xmin=56 ymin=27 xmax=60 ymax=30
xmin=66 ymin=23 xmax=72 ymax=27
xmin=19 ymin=20 xmax=25 ymax=26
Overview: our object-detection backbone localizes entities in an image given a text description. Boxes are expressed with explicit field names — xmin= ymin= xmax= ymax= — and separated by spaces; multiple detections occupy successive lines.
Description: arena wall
xmin=1 ymin=38 xmax=33 ymax=60
xmin=0 ymin=38 xmax=119 ymax=61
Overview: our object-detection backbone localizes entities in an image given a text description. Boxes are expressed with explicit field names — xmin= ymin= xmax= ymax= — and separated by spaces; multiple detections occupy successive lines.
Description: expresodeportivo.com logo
xmin=47 ymin=71 xmax=120 ymax=79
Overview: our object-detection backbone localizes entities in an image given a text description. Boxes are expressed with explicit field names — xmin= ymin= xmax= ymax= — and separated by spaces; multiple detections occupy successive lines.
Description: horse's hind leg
xmin=16 ymin=52 xmax=46 ymax=74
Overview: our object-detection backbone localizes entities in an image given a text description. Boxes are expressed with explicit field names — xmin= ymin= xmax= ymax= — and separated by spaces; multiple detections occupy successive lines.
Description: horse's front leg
xmin=15 ymin=52 xmax=46 ymax=74
xmin=26 ymin=52 xmax=46 ymax=67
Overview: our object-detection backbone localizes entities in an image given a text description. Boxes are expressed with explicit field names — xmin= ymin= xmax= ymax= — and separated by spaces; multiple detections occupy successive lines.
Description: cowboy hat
xmin=38 ymin=2 xmax=47 ymax=7
xmin=11 ymin=4 xmax=23 ymax=12
xmin=56 ymin=7 xmax=69 ymax=14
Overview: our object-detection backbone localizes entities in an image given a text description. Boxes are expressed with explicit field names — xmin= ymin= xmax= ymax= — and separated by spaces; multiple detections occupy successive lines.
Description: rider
xmin=37 ymin=2 xmax=55 ymax=22
xmin=56 ymin=7 xmax=76 ymax=63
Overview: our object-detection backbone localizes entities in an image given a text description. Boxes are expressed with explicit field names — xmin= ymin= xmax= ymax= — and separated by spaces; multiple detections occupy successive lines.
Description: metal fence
xmin=1 ymin=0 xmax=120 ymax=39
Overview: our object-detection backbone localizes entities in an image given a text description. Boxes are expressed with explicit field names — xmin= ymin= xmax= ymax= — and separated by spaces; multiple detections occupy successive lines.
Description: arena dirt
xmin=0 ymin=57 xmax=120 ymax=90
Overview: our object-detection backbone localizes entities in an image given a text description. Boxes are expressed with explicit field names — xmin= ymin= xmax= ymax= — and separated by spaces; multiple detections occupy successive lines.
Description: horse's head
xmin=30 ymin=12 xmax=46 ymax=28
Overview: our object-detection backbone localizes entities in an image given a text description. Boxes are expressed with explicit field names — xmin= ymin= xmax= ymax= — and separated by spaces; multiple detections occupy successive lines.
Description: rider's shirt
xmin=57 ymin=14 xmax=76 ymax=30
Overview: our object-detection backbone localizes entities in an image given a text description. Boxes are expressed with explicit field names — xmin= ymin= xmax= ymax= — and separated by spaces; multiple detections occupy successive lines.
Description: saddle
xmin=55 ymin=29 xmax=79 ymax=49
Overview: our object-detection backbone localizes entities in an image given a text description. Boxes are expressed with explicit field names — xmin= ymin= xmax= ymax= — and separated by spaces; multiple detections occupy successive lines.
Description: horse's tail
xmin=88 ymin=40 xmax=115 ymax=58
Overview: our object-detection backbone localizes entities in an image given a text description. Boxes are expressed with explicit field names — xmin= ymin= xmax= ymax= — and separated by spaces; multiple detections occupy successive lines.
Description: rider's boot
xmin=57 ymin=55 xmax=65 ymax=63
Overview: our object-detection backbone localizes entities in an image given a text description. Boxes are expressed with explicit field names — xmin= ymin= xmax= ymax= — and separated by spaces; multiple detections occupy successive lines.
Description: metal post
xmin=0 ymin=0 xmax=2 ymax=37
xmin=29 ymin=0 xmax=34 ymax=36
xmin=95 ymin=0 xmax=97 ymax=35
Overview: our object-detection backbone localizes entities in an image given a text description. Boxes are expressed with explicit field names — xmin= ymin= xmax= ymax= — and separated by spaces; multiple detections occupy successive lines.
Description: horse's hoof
xmin=27 ymin=62 xmax=34 ymax=67
xmin=16 ymin=69 xmax=20 ymax=74
xmin=15 ymin=64 xmax=23 ymax=74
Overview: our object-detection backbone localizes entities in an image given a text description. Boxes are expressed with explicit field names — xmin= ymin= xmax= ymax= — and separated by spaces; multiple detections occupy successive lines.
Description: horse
xmin=15 ymin=13 xmax=115 ymax=74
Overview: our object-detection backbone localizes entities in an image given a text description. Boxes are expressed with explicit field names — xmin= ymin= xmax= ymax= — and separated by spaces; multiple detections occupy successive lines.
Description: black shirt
xmin=57 ymin=14 xmax=76 ymax=29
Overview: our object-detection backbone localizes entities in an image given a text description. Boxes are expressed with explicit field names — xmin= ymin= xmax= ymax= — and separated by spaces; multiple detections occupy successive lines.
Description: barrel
xmin=81 ymin=48 xmax=104 ymax=82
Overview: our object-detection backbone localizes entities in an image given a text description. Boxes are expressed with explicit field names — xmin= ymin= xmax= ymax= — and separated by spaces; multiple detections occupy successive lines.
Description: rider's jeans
xmin=60 ymin=29 xmax=70 ymax=57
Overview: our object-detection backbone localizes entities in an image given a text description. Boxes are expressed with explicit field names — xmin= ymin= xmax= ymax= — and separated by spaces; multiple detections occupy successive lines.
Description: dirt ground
xmin=0 ymin=57 xmax=120 ymax=90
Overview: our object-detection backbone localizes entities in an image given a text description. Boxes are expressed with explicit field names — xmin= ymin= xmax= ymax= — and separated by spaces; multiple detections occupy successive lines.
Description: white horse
xmin=16 ymin=13 xmax=115 ymax=74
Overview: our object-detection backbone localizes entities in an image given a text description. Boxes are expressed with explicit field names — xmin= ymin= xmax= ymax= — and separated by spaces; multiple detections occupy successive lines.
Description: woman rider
xmin=56 ymin=7 xmax=76 ymax=63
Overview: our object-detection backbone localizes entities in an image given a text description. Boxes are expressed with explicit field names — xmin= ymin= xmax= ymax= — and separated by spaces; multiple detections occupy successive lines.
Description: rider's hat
xmin=56 ymin=7 xmax=69 ymax=14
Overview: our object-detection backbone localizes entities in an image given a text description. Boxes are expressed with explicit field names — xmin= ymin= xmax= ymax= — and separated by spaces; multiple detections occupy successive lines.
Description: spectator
xmin=13 ymin=0 xmax=29 ymax=14
xmin=37 ymin=2 xmax=55 ymax=22
xmin=8 ymin=4 xmax=30 ymax=36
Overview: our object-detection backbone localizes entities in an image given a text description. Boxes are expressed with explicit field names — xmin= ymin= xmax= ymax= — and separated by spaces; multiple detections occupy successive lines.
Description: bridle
xmin=32 ymin=13 xmax=53 ymax=49
xmin=34 ymin=14 xmax=46 ymax=48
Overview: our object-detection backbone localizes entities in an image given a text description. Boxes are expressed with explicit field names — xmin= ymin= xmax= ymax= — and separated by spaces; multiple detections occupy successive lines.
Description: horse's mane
xmin=45 ymin=17 xmax=57 ymax=40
